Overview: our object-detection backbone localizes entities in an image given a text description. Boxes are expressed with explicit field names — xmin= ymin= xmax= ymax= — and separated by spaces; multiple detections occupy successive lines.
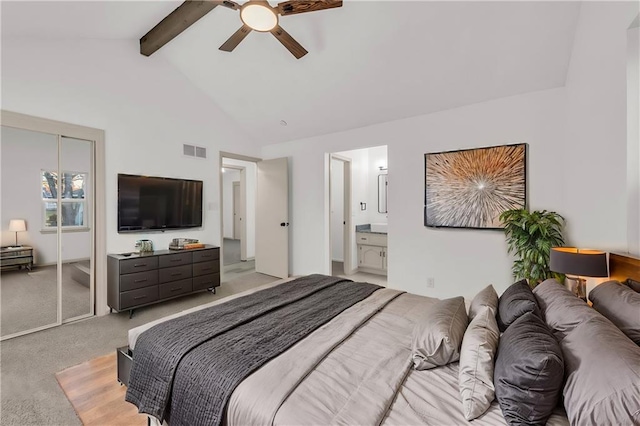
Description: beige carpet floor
xmin=0 ymin=272 xmax=278 ymax=426
xmin=1 ymin=264 xmax=91 ymax=337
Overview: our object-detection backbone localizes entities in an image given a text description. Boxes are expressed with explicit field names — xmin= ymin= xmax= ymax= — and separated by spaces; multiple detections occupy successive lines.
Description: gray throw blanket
xmin=126 ymin=274 xmax=381 ymax=426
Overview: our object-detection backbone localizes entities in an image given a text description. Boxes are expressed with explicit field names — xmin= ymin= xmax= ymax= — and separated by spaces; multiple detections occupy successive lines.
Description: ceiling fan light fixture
xmin=240 ymin=3 xmax=278 ymax=32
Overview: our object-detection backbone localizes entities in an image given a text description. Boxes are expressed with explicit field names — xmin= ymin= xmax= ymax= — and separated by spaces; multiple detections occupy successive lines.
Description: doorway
xmin=328 ymin=146 xmax=388 ymax=286
xmin=221 ymin=160 xmax=256 ymax=281
xmin=219 ymin=153 xmax=290 ymax=281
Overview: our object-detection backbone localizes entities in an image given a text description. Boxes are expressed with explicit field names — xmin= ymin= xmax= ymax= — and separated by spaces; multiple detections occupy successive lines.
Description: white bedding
xmin=135 ymin=280 xmax=569 ymax=426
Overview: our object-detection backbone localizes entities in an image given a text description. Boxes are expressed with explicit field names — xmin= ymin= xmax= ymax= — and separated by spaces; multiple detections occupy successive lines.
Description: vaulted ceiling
xmin=2 ymin=1 xmax=580 ymax=145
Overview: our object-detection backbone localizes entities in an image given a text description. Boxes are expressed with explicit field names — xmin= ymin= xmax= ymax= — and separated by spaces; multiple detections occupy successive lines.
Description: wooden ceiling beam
xmin=140 ymin=1 xmax=219 ymax=57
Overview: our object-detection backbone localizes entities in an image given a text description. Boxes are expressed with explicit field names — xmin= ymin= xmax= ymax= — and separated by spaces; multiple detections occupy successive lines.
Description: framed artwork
xmin=424 ymin=143 xmax=527 ymax=229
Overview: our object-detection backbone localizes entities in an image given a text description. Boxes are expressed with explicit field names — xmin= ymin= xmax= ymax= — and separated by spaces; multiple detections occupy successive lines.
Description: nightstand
xmin=0 ymin=246 xmax=34 ymax=271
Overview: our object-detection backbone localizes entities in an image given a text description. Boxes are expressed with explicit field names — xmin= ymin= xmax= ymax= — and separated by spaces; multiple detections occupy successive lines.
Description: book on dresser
xmin=107 ymin=245 xmax=220 ymax=317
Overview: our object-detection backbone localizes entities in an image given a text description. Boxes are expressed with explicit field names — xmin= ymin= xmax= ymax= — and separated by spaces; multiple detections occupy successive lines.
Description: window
xmin=42 ymin=171 xmax=88 ymax=229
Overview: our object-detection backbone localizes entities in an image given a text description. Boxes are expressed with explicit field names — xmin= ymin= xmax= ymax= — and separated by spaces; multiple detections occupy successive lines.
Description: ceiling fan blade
xmin=219 ymin=0 xmax=241 ymax=10
xmin=141 ymin=1 xmax=239 ymax=57
xmin=270 ymin=25 xmax=308 ymax=59
xmin=276 ymin=0 xmax=342 ymax=16
xmin=219 ymin=25 xmax=252 ymax=52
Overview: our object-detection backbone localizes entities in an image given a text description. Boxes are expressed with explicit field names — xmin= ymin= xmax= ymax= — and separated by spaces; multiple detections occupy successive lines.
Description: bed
xmin=124 ymin=264 xmax=640 ymax=426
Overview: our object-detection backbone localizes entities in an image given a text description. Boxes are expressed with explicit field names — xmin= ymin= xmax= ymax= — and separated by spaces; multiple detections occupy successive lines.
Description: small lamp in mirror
xmin=8 ymin=219 xmax=27 ymax=247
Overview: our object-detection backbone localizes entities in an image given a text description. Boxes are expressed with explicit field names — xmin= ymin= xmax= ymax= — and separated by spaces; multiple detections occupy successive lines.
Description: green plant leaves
xmin=500 ymin=208 xmax=565 ymax=288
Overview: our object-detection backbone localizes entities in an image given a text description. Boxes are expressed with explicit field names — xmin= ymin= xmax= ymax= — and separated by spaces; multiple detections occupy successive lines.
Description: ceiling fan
xmin=140 ymin=0 xmax=343 ymax=60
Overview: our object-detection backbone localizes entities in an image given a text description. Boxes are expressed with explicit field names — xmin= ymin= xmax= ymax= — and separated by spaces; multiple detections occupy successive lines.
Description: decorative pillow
xmin=625 ymin=278 xmax=640 ymax=293
xmin=533 ymin=278 xmax=602 ymax=341
xmin=494 ymin=312 xmax=564 ymax=426
xmin=589 ymin=280 xmax=640 ymax=345
xmin=459 ymin=306 xmax=499 ymax=420
xmin=561 ymin=315 xmax=640 ymax=425
xmin=412 ymin=296 xmax=468 ymax=370
xmin=468 ymin=284 xmax=498 ymax=321
xmin=535 ymin=279 xmax=640 ymax=424
xmin=496 ymin=279 xmax=540 ymax=331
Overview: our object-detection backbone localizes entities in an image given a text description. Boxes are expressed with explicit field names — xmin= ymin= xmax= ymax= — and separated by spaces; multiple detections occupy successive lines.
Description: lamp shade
xmin=8 ymin=219 xmax=26 ymax=232
xmin=550 ymin=247 xmax=608 ymax=277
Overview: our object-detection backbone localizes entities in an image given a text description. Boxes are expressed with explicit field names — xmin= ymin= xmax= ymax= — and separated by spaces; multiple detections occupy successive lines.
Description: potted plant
xmin=499 ymin=209 xmax=565 ymax=288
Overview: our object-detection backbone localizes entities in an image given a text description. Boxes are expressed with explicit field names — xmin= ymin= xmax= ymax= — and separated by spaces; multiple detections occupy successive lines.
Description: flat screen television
xmin=117 ymin=174 xmax=203 ymax=233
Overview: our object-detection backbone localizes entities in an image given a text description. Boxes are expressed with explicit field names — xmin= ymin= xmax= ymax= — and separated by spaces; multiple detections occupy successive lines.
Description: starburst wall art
xmin=424 ymin=143 xmax=527 ymax=229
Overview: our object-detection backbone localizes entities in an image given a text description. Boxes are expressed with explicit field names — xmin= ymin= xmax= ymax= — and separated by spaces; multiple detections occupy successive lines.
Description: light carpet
xmin=1 ymin=264 xmax=91 ymax=337
xmin=0 ymin=272 xmax=277 ymax=426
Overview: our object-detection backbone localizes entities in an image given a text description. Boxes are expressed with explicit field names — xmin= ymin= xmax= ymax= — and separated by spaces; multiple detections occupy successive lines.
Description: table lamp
xmin=550 ymin=247 xmax=608 ymax=300
xmin=8 ymin=219 xmax=26 ymax=247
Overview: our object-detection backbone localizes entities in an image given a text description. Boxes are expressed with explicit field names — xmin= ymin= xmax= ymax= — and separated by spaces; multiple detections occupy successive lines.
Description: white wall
xmin=1 ymin=127 xmax=92 ymax=264
xmin=222 ymin=158 xmax=256 ymax=259
xmin=563 ymin=1 xmax=638 ymax=254
xmin=330 ymin=159 xmax=344 ymax=261
xmin=627 ymin=25 xmax=640 ymax=256
xmin=222 ymin=168 xmax=240 ymax=239
xmin=368 ymin=145 xmax=388 ymax=224
xmin=262 ymin=3 xmax=637 ymax=300
xmin=264 ymin=88 xmax=568 ymax=300
xmin=1 ymin=38 xmax=258 ymax=313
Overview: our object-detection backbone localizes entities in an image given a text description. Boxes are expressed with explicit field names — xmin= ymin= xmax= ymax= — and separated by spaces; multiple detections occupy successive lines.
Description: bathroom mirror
xmin=378 ymin=174 xmax=388 ymax=213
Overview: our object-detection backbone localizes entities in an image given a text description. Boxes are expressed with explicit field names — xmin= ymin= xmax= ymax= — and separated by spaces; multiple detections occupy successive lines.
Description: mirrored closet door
xmin=1 ymin=127 xmax=95 ymax=339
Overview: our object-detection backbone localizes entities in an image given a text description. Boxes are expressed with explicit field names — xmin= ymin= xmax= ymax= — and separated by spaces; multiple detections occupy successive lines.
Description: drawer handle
xmin=170 ymin=272 xmax=182 ymax=277
xmin=134 ymin=263 xmax=147 ymax=268
xmin=133 ymin=295 xmax=147 ymax=300
xmin=170 ymin=287 xmax=182 ymax=292
xmin=201 ymin=267 xmax=212 ymax=272
xmin=134 ymin=279 xmax=148 ymax=283
xmin=170 ymin=258 xmax=183 ymax=262
xmin=200 ymin=254 xmax=212 ymax=258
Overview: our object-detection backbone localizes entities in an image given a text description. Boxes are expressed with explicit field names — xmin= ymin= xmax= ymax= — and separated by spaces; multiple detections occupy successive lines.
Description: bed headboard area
xmin=609 ymin=252 xmax=640 ymax=284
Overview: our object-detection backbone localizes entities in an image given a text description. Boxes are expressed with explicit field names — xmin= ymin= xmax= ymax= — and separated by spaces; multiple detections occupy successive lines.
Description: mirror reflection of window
xmin=378 ymin=174 xmax=388 ymax=214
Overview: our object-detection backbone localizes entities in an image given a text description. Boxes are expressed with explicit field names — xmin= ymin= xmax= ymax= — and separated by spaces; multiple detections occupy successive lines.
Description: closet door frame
xmin=1 ymin=110 xmax=106 ymax=340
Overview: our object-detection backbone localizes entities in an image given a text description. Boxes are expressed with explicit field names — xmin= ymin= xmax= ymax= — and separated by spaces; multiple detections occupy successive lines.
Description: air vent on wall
xmin=183 ymin=144 xmax=207 ymax=159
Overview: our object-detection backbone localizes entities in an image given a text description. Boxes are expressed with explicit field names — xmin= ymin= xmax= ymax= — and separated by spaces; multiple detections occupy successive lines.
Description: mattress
xmin=134 ymin=280 xmax=569 ymax=425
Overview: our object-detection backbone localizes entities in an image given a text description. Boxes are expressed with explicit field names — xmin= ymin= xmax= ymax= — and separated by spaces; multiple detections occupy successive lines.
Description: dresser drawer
xmin=159 ymin=279 xmax=193 ymax=299
xmin=159 ymin=252 xmax=192 ymax=268
xmin=120 ymin=286 xmax=159 ymax=310
xmin=193 ymin=261 xmax=220 ymax=277
xmin=193 ymin=273 xmax=220 ymax=291
xmin=158 ymin=265 xmax=192 ymax=284
xmin=193 ymin=249 xmax=219 ymax=263
xmin=120 ymin=257 xmax=158 ymax=275
xmin=120 ymin=270 xmax=158 ymax=292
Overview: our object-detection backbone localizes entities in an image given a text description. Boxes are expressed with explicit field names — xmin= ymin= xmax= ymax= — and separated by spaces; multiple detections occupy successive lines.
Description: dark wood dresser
xmin=107 ymin=245 xmax=220 ymax=317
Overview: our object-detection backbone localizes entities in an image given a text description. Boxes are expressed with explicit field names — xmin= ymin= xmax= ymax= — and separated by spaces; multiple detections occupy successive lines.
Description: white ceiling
xmin=2 ymin=1 xmax=580 ymax=146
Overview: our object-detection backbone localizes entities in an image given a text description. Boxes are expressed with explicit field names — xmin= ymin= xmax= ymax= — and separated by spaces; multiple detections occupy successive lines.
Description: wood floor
xmin=55 ymin=352 xmax=146 ymax=426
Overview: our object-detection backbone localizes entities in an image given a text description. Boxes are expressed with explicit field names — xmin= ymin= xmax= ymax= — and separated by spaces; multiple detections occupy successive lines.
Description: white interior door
xmin=256 ymin=157 xmax=289 ymax=278
xmin=233 ymin=181 xmax=241 ymax=240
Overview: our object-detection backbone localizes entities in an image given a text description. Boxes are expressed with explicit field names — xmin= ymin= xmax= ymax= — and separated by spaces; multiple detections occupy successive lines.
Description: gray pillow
xmin=533 ymin=278 xmax=602 ymax=341
xmin=589 ymin=280 xmax=640 ymax=345
xmin=468 ymin=284 xmax=498 ymax=321
xmin=497 ymin=279 xmax=540 ymax=331
xmin=561 ymin=315 xmax=640 ymax=425
xmin=412 ymin=296 xmax=468 ymax=370
xmin=494 ymin=312 xmax=564 ymax=426
xmin=625 ymin=278 xmax=640 ymax=293
xmin=459 ymin=306 xmax=499 ymax=420
xmin=535 ymin=279 xmax=640 ymax=424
